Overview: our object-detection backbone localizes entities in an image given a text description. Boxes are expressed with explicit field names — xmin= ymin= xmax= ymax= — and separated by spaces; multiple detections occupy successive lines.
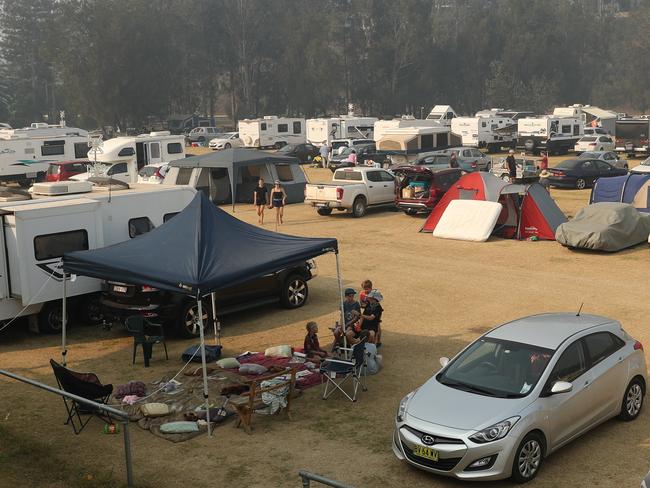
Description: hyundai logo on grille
xmin=421 ymin=434 xmax=435 ymax=446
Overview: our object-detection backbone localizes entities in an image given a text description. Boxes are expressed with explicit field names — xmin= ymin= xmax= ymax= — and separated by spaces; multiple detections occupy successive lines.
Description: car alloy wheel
xmin=224 ymin=143 xmax=231 ymax=149
xmin=576 ymin=178 xmax=586 ymax=190
xmin=517 ymin=439 xmax=541 ymax=479
xmin=626 ymin=383 xmax=643 ymax=417
xmin=281 ymin=275 xmax=309 ymax=308
xmin=181 ymin=302 xmax=208 ymax=338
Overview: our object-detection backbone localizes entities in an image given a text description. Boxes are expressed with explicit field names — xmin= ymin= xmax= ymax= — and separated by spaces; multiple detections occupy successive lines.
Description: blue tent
xmin=590 ymin=174 xmax=650 ymax=212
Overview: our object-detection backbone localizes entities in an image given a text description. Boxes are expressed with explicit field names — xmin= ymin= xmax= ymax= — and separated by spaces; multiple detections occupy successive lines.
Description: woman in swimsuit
xmin=269 ymin=180 xmax=286 ymax=225
xmin=252 ymin=178 xmax=267 ymax=224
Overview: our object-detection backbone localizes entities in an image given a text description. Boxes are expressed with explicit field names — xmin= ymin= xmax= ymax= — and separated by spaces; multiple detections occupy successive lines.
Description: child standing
xmin=304 ymin=321 xmax=328 ymax=364
xmin=359 ymin=279 xmax=373 ymax=307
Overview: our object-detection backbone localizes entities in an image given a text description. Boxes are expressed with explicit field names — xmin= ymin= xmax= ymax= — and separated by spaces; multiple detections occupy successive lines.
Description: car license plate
xmin=412 ymin=445 xmax=439 ymax=461
xmin=113 ymin=285 xmax=128 ymax=293
xmin=26 ymin=172 xmax=37 ymax=178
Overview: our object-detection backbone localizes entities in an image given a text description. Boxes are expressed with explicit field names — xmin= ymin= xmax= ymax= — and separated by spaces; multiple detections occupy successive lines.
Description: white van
xmin=238 ymin=116 xmax=306 ymax=148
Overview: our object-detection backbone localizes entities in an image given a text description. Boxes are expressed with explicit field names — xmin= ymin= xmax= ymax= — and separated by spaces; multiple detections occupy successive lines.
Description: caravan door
xmin=148 ymin=142 xmax=162 ymax=164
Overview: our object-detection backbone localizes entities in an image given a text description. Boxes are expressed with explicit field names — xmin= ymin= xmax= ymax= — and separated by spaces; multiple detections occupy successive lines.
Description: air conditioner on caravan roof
xmin=31 ymin=181 xmax=93 ymax=196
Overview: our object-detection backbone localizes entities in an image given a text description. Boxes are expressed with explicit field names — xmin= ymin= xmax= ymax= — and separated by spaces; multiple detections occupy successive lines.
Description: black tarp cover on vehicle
xmin=62 ymin=192 xmax=337 ymax=295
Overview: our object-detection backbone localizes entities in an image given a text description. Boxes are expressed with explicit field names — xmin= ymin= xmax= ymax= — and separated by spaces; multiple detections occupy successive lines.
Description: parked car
xmin=393 ymin=166 xmax=462 ymax=215
xmin=389 ymin=153 xmax=452 ymax=171
xmin=100 ymin=260 xmax=317 ymax=338
xmin=630 ymin=156 xmax=650 ymax=174
xmin=45 ymin=160 xmax=89 ymax=182
xmin=71 ymin=162 xmax=130 ymax=183
xmin=393 ymin=312 xmax=646 ymax=482
xmin=574 ymin=135 xmax=615 ymax=154
xmin=331 ymin=138 xmax=375 ymax=154
xmin=305 ymin=167 xmax=396 ymax=218
xmin=491 ymin=157 xmax=539 ymax=182
xmin=329 ymin=144 xmax=382 ymax=171
xmin=584 ymin=127 xmax=610 ymax=136
xmin=188 ymin=127 xmax=221 ymax=143
xmin=432 ymin=147 xmax=491 ymax=172
xmin=578 ymin=150 xmax=628 ymax=169
xmin=137 ymin=163 xmax=169 ymax=184
xmin=546 ymin=158 xmax=627 ymax=189
xmin=208 ymin=132 xmax=244 ymax=150
xmin=277 ymin=142 xmax=320 ymax=163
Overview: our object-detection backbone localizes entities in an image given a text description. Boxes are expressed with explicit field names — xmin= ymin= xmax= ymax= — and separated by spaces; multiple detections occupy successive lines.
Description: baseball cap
xmin=344 ymin=288 xmax=356 ymax=296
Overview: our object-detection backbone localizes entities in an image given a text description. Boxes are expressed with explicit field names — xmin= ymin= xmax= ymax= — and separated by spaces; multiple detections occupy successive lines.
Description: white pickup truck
xmin=304 ymin=167 xmax=397 ymax=217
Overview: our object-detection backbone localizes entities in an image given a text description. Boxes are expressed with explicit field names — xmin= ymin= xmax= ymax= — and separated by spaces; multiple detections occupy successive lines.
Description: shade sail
xmin=63 ymin=192 xmax=337 ymax=295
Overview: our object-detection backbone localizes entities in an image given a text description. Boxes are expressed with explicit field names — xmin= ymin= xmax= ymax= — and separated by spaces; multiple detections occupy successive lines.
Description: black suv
xmin=100 ymin=260 xmax=317 ymax=337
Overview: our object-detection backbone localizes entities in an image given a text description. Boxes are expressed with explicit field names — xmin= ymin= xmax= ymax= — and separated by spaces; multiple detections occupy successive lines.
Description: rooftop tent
xmin=62 ymin=192 xmax=339 ymax=436
xmin=422 ymin=172 xmax=566 ymax=240
xmin=168 ymin=148 xmax=306 ymax=209
xmin=590 ymin=173 xmax=650 ymax=212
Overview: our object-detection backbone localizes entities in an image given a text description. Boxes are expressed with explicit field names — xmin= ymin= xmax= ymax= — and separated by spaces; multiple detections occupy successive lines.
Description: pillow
xmin=239 ymin=363 xmax=268 ymax=375
xmin=264 ymin=345 xmax=292 ymax=358
xmin=159 ymin=421 xmax=199 ymax=434
xmin=140 ymin=403 xmax=169 ymax=417
xmin=216 ymin=357 xmax=241 ymax=369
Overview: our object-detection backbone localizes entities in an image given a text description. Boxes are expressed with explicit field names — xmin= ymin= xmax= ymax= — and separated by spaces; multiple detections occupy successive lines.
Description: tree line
xmin=0 ymin=0 xmax=648 ymax=129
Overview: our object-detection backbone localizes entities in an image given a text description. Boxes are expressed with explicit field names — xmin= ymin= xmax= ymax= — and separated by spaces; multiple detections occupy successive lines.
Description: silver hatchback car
xmin=393 ymin=313 xmax=647 ymax=482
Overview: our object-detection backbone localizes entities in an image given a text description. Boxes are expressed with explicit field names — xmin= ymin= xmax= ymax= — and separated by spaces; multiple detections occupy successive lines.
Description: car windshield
xmin=139 ymin=166 xmax=158 ymax=177
xmin=580 ymin=136 xmax=597 ymax=142
xmin=555 ymin=160 xmax=580 ymax=170
xmin=278 ymin=144 xmax=296 ymax=152
xmin=437 ymin=338 xmax=553 ymax=398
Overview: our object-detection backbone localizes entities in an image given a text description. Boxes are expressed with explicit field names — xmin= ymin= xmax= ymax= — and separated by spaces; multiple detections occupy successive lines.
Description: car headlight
xmin=469 ymin=416 xmax=520 ymax=444
xmin=397 ymin=390 xmax=416 ymax=422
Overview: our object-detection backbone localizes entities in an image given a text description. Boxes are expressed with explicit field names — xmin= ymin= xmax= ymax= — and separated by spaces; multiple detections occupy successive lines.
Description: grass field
xmin=0 ymin=149 xmax=648 ymax=487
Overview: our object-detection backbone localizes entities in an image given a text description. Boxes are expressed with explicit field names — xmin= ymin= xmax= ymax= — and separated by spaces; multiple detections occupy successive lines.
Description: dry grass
xmin=1 ymin=149 xmax=649 ymax=488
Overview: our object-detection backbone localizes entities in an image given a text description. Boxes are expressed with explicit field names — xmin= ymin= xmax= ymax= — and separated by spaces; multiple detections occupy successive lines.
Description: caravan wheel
xmin=38 ymin=302 xmax=67 ymax=334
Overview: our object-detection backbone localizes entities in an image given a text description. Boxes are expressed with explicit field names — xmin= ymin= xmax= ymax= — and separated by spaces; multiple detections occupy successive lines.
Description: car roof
xmin=485 ymin=313 xmax=617 ymax=350
xmin=51 ymin=160 xmax=89 ymax=166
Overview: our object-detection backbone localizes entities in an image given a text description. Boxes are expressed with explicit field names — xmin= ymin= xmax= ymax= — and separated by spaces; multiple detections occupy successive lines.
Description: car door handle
xmin=369 ymin=185 xmax=374 ymax=188
xmin=383 ymin=184 xmax=388 ymax=187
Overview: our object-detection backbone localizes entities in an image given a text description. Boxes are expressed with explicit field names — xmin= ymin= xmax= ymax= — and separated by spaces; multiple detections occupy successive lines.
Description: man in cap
xmin=359 ymin=289 xmax=383 ymax=345
xmin=506 ymin=149 xmax=517 ymax=183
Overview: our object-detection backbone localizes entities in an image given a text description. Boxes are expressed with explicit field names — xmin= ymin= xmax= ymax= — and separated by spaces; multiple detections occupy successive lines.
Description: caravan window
xmin=167 ymin=142 xmax=183 ymax=154
xmin=261 ymin=123 xmax=267 ymax=131
xmin=118 ymin=147 xmax=135 ymax=157
xmin=420 ymin=134 xmax=434 ymax=149
xmin=41 ymin=140 xmax=65 ymax=156
xmin=278 ymin=124 xmax=288 ymax=133
xmin=293 ymin=121 xmax=302 ymax=134
xmin=176 ymin=167 xmax=193 ymax=185
xmin=150 ymin=143 xmax=161 ymax=160
xmin=129 ymin=217 xmax=154 ymax=238
xmin=74 ymin=142 xmax=89 ymax=159
xmin=573 ymin=124 xmax=580 ymax=136
xmin=34 ymin=230 xmax=89 ymax=261
xmin=276 ymin=164 xmax=294 ymax=182
xmin=561 ymin=125 xmax=571 ymax=134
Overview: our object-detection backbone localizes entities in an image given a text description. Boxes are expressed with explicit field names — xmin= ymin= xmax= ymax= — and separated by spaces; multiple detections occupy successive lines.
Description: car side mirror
xmin=439 ymin=357 xmax=450 ymax=367
xmin=550 ymin=381 xmax=572 ymax=394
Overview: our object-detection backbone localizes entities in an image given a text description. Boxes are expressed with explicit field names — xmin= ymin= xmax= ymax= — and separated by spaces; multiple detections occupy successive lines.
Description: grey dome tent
xmin=165 ymin=148 xmax=307 ymax=209
xmin=62 ymin=191 xmax=340 ymax=436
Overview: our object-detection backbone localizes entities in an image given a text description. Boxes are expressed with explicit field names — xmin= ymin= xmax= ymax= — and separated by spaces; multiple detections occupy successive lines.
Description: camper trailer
xmin=374 ymin=116 xmax=446 ymax=142
xmin=615 ymin=117 xmax=649 ymax=157
xmin=0 ymin=182 xmax=196 ymax=333
xmin=516 ymin=106 xmax=584 ymax=154
xmin=376 ymin=126 xmax=452 ymax=166
xmin=238 ymin=116 xmax=306 ymax=148
xmin=451 ymin=111 xmax=517 ymax=152
xmin=78 ymin=131 xmax=186 ymax=184
xmin=425 ymin=105 xmax=458 ymax=126
xmin=306 ymin=116 xmax=378 ymax=146
xmin=0 ymin=123 xmax=90 ymax=185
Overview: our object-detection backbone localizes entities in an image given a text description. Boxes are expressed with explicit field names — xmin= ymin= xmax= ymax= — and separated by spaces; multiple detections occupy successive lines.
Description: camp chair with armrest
xmin=50 ymin=359 xmax=114 ymax=435
xmin=125 ymin=315 xmax=168 ymax=367
xmin=320 ymin=338 xmax=368 ymax=402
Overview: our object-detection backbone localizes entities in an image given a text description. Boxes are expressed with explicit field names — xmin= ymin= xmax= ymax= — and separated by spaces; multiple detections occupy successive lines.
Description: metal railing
xmin=0 ymin=369 xmax=134 ymax=487
xmin=299 ymin=470 xmax=353 ymax=488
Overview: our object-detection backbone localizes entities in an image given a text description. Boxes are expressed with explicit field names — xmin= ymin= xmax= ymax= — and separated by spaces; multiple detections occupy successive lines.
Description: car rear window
xmin=583 ymin=332 xmax=624 ymax=367
xmin=333 ymin=170 xmax=362 ymax=181
xmin=581 ymin=136 xmax=597 ymax=142
xmin=139 ymin=166 xmax=158 ymax=177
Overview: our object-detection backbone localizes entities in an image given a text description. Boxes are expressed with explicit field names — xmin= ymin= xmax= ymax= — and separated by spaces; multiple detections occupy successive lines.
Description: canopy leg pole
xmin=335 ymin=252 xmax=346 ymax=350
xmin=211 ymin=292 xmax=220 ymax=346
xmin=61 ymin=272 xmax=67 ymax=367
xmin=197 ymin=297 xmax=211 ymax=438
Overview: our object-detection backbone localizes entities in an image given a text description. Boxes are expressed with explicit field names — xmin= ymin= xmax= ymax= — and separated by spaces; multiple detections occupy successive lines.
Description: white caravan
xmin=516 ymin=106 xmax=584 ymax=154
xmin=77 ymin=131 xmax=186 ymax=184
xmin=426 ymin=105 xmax=458 ymax=126
xmin=0 ymin=123 xmax=89 ymax=184
xmin=0 ymin=182 xmax=196 ymax=333
xmin=306 ymin=116 xmax=378 ymax=146
xmin=376 ymin=125 xmax=451 ymax=165
xmin=238 ymin=116 xmax=306 ymax=148
xmin=374 ymin=116 xmax=447 ymax=142
xmin=451 ymin=110 xmax=518 ymax=153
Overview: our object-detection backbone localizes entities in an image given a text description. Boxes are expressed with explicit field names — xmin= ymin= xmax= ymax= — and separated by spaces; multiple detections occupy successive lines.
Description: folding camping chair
xmin=50 ymin=359 xmax=114 ymax=435
xmin=125 ymin=315 xmax=168 ymax=367
xmin=319 ymin=339 xmax=368 ymax=402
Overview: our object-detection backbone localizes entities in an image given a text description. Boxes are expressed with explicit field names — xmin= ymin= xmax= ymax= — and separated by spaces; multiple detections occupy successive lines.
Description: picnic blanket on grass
xmin=234 ymin=352 xmax=322 ymax=390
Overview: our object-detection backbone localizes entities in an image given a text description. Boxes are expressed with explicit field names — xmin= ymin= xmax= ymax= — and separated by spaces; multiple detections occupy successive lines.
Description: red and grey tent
xmin=421 ymin=172 xmax=566 ymax=240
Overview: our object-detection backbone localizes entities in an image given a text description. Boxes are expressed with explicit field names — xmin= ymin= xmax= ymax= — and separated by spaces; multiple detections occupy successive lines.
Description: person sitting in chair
xmin=357 ymin=290 xmax=383 ymax=344
xmin=304 ymin=321 xmax=328 ymax=364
